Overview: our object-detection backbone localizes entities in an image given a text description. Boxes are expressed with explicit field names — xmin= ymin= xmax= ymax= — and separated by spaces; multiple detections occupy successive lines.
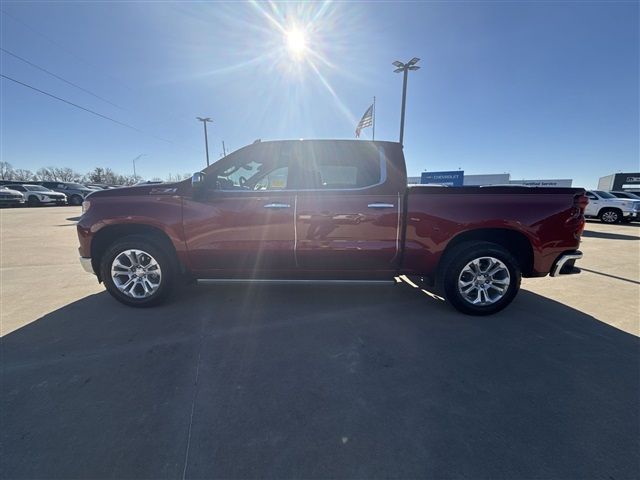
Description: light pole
xmin=196 ymin=117 xmax=213 ymax=167
xmin=392 ymin=57 xmax=420 ymax=146
xmin=132 ymin=154 xmax=145 ymax=179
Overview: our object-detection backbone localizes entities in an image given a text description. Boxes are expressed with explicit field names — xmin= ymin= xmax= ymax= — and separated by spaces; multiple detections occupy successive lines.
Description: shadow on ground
xmin=582 ymin=229 xmax=639 ymax=241
xmin=2 ymin=284 xmax=639 ymax=479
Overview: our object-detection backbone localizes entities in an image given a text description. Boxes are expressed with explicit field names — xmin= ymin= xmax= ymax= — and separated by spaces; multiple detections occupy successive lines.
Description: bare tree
xmin=165 ymin=172 xmax=191 ymax=182
xmin=53 ymin=167 xmax=81 ymax=182
xmin=0 ymin=161 xmax=14 ymax=180
xmin=36 ymin=167 xmax=56 ymax=181
xmin=12 ymin=169 xmax=35 ymax=181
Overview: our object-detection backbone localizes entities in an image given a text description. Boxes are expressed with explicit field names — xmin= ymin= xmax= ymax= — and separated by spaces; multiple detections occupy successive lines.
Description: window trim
xmin=215 ymin=145 xmax=388 ymax=193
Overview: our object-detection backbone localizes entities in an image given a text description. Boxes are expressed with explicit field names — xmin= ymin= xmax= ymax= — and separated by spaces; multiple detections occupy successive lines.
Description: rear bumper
xmin=80 ymin=256 xmax=95 ymax=275
xmin=550 ymin=250 xmax=583 ymax=277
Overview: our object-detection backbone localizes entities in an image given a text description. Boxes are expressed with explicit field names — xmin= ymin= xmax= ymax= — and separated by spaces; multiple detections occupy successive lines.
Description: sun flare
xmin=285 ymin=28 xmax=307 ymax=57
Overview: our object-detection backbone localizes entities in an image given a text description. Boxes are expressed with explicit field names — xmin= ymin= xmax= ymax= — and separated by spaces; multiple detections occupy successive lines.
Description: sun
xmin=285 ymin=28 xmax=307 ymax=58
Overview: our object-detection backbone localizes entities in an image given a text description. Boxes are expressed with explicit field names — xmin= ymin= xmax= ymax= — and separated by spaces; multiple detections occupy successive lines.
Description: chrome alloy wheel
xmin=457 ymin=256 xmax=511 ymax=306
xmin=601 ymin=211 xmax=618 ymax=223
xmin=111 ymin=249 xmax=162 ymax=299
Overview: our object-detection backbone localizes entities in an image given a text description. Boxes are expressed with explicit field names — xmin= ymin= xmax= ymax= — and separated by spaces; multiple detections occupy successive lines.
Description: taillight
xmin=571 ymin=193 xmax=588 ymax=238
xmin=571 ymin=193 xmax=588 ymax=217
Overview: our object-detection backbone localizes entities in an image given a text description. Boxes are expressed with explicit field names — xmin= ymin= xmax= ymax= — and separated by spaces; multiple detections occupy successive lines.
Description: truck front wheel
xmin=439 ymin=241 xmax=521 ymax=315
xmin=100 ymin=235 xmax=175 ymax=307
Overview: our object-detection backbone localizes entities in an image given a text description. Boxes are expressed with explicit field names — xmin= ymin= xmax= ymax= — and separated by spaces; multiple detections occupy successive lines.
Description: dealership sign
xmin=513 ymin=179 xmax=573 ymax=187
xmin=421 ymin=170 xmax=464 ymax=186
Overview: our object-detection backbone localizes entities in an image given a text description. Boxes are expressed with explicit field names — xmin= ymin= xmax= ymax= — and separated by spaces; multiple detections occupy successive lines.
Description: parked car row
xmin=0 ymin=181 xmax=123 ymax=207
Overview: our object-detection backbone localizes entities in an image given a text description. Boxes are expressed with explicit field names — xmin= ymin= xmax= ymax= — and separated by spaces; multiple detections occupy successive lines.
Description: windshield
xmin=24 ymin=185 xmax=50 ymax=192
xmin=616 ymin=192 xmax=640 ymax=200
xmin=594 ymin=190 xmax=617 ymax=199
xmin=64 ymin=183 xmax=87 ymax=189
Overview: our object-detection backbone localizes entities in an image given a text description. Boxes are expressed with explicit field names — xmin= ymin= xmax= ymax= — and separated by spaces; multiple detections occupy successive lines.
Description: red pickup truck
xmin=77 ymin=139 xmax=587 ymax=315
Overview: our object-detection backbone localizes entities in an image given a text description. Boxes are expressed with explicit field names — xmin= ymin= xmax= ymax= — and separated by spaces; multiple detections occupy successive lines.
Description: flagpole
xmin=372 ymin=96 xmax=376 ymax=141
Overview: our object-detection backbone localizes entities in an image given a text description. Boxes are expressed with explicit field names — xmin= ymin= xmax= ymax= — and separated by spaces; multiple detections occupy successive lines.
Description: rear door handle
xmin=368 ymin=203 xmax=395 ymax=208
xmin=264 ymin=203 xmax=291 ymax=209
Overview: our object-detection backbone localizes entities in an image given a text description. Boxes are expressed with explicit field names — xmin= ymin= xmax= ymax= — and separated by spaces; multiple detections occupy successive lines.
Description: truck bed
xmin=401 ymin=185 xmax=586 ymax=277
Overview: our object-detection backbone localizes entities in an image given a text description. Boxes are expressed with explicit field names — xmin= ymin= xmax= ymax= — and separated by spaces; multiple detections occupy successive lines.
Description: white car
xmin=10 ymin=184 xmax=67 ymax=207
xmin=584 ymin=190 xmax=640 ymax=224
xmin=0 ymin=186 xmax=25 ymax=207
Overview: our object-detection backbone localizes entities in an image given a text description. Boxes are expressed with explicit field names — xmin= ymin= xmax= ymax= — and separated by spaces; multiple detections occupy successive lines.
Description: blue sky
xmin=1 ymin=1 xmax=638 ymax=187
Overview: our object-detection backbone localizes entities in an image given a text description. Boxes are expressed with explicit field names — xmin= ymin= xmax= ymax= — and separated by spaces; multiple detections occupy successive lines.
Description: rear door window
xmin=295 ymin=142 xmax=383 ymax=190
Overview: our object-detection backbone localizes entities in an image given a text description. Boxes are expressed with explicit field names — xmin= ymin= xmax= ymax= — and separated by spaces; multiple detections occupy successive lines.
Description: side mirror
xmin=191 ymin=172 xmax=206 ymax=199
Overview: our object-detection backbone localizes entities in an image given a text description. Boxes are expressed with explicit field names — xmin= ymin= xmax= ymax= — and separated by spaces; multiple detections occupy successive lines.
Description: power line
xmin=0 ymin=9 xmax=201 ymax=155
xmin=0 ymin=47 xmax=123 ymax=110
xmin=0 ymin=8 xmax=135 ymax=95
xmin=0 ymin=73 xmax=172 ymax=143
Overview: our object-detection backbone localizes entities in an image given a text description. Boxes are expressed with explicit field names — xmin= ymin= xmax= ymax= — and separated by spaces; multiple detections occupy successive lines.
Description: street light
xmin=132 ymin=154 xmax=145 ymax=178
xmin=196 ymin=117 xmax=213 ymax=167
xmin=392 ymin=57 xmax=420 ymax=146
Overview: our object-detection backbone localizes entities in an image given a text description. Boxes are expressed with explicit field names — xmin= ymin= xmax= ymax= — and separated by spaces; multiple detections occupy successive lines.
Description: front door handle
xmin=368 ymin=203 xmax=395 ymax=208
xmin=264 ymin=203 xmax=291 ymax=209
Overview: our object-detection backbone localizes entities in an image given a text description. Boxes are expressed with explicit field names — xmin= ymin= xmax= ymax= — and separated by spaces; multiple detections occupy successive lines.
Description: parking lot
xmin=1 ymin=207 xmax=639 ymax=478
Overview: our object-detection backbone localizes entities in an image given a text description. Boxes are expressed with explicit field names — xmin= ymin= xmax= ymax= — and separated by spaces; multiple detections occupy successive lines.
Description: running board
xmin=196 ymin=279 xmax=396 ymax=286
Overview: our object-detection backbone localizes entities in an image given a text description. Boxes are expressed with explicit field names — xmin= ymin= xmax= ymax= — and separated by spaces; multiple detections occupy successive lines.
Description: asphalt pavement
xmin=1 ymin=207 xmax=639 ymax=479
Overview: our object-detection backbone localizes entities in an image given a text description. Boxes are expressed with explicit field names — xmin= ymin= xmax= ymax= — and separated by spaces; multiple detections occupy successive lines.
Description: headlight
xmin=82 ymin=200 xmax=91 ymax=214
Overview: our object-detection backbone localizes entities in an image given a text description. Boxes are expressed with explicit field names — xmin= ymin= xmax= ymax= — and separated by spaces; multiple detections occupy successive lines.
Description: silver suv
xmin=40 ymin=182 xmax=95 ymax=206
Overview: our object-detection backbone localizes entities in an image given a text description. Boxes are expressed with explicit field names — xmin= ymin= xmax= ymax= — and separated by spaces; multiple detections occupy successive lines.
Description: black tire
xmin=599 ymin=208 xmax=621 ymax=224
xmin=69 ymin=195 xmax=83 ymax=206
xmin=437 ymin=241 xmax=521 ymax=316
xmin=27 ymin=196 xmax=40 ymax=207
xmin=100 ymin=235 xmax=175 ymax=307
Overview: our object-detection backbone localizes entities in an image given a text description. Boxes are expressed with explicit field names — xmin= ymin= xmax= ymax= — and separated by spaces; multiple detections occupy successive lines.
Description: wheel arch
xmin=91 ymin=223 xmax=181 ymax=282
xmin=597 ymin=206 xmax=622 ymax=217
xmin=442 ymin=228 xmax=534 ymax=276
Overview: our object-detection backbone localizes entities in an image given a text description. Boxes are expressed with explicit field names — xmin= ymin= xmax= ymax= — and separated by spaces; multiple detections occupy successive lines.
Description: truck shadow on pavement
xmin=2 ymin=284 xmax=638 ymax=479
xmin=581 ymin=229 xmax=639 ymax=241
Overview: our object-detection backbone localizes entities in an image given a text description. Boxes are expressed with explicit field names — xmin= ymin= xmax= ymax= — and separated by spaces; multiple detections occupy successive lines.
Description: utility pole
xmin=392 ymin=58 xmax=420 ymax=146
xmin=132 ymin=154 xmax=145 ymax=178
xmin=372 ymin=96 xmax=376 ymax=141
xmin=196 ymin=117 xmax=213 ymax=166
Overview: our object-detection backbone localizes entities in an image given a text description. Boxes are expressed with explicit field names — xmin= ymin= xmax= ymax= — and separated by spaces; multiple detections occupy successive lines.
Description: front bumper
xmin=80 ymin=256 xmax=95 ymax=274
xmin=40 ymin=198 xmax=67 ymax=205
xmin=0 ymin=198 xmax=25 ymax=206
xmin=623 ymin=211 xmax=639 ymax=219
xmin=550 ymin=250 xmax=583 ymax=277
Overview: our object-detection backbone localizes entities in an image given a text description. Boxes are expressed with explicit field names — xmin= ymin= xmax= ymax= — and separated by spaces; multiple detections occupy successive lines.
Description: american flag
xmin=355 ymin=104 xmax=373 ymax=138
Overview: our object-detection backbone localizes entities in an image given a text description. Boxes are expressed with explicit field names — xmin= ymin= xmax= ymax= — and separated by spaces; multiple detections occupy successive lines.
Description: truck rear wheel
xmin=439 ymin=241 xmax=521 ymax=315
xmin=100 ymin=235 xmax=175 ymax=307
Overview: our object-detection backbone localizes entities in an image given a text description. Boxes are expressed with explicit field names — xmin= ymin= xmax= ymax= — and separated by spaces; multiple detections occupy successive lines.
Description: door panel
xmin=183 ymin=193 xmax=295 ymax=273
xmin=295 ymin=193 xmax=400 ymax=270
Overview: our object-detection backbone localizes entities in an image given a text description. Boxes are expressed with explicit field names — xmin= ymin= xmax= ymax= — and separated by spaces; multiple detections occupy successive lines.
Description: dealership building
xmin=597 ymin=172 xmax=640 ymax=191
xmin=407 ymin=171 xmax=573 ymax=187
